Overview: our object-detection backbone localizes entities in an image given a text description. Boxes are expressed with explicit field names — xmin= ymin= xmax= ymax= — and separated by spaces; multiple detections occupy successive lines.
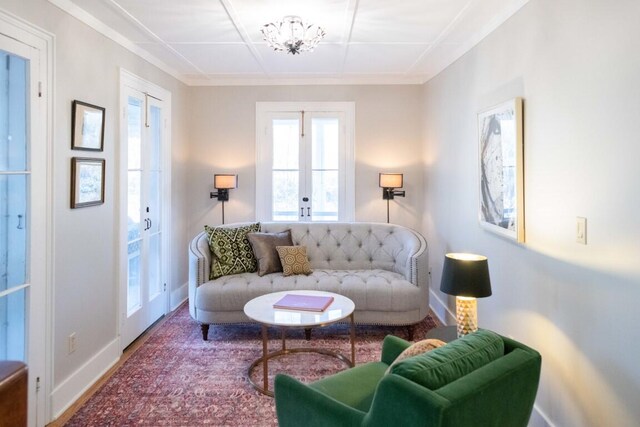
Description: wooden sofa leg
xmin=201 ymin=324 xmax=210 ymax=341
xmin=304 ymin=328 xmax=312 ymax=341
xmin=406 ymin=324 xmax=415 ymax=342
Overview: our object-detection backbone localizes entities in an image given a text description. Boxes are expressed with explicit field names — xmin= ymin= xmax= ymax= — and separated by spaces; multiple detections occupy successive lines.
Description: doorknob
xmin=300 ymin=208 xmax=304 ymax=217
xmin=307 ymin=207 xmax=311 ymax=216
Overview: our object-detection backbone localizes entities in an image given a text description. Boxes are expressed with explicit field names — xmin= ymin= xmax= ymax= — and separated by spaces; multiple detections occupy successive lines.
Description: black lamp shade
xmin=440 ymin=253 xmax=492 ymax=298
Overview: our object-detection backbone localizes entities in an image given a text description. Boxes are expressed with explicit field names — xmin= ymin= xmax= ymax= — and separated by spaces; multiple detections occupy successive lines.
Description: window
xmin=256 ymin=102 xmax=355 ymax=222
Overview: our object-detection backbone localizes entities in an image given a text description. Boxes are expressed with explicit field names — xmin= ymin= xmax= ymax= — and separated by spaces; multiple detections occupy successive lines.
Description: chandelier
xmin=261 ymin=16 xmax=326 ymax=55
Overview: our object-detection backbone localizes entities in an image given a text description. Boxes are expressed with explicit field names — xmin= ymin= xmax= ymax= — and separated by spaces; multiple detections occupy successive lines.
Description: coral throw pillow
xmin=275 ymin=246 xmax=313 ymax=277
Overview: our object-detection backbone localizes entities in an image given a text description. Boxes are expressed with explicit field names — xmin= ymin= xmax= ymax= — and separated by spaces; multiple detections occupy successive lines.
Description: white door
xmin=121 ymin=86 xmax=167 ymax=349
xmin=0 ymin=33 xmax=47 ymax=426
xmin=256 ymin=102 xmax=355 ymax=222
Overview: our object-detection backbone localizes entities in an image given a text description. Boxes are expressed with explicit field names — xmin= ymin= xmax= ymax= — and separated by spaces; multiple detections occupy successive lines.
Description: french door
xmin=120 ymin=74 xmax=169 ymax=349
xmin=256 ymin=102 xmax=355 ymax=222
xmin=0 ymin=29 xmax=48 ymax=426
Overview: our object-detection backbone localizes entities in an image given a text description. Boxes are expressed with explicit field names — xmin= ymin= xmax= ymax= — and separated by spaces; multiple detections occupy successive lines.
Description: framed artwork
xmin=478 ymin=97 xmax=524 ymax=242
xmin=71 ymin=157 xmax=105 ymax=208
xmin=71 ymin=100 xmax=105 ymax=151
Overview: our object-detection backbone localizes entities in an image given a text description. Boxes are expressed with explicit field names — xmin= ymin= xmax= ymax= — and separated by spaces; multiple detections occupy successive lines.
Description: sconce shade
xmin=214 ymin=174 xmax=237 ymax=189
xmin=440 ymin=253 xmax=492 ymax=298
xmin=379 ymin=173 xmax=403 ymax=188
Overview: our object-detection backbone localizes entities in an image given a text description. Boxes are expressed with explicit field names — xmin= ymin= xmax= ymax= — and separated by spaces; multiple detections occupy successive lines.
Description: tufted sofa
xmin=188 ymin=222 xmax=429 ymax=340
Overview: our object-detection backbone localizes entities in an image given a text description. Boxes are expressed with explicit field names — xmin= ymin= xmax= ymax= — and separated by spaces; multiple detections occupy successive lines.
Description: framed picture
xmin=71 ymin=100 xmax=105 ymax=151
xmin=478 ymin=97 xmax=524 ymax=242
xmin=71 ymin=157 xmax=105 ymax=208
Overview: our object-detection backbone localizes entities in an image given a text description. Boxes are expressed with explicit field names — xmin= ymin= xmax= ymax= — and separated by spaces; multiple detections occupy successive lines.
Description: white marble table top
xmin=243 ymin=290 xmax=355 ymax=328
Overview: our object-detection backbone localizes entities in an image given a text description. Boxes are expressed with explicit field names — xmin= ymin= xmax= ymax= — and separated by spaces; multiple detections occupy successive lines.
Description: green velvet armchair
xmin=274 ymin=329 xmax=541 ymax=427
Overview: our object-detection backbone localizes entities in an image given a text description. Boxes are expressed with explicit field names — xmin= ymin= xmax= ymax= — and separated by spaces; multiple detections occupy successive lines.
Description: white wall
xmin=0 ymin=0 xmax=190 ymax=417
xmin=187 ymin=85 xmax=423 ymax=236
xmin=421 ymin=0 xmax=640 ymax=426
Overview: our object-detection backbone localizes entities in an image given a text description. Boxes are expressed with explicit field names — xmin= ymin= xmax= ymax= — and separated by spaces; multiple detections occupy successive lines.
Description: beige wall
xmin=188 ymin=85 xmax=423 ymax=235
xmin=1 ymin=0 xmax=190 ymax=397
xmin=421 ymin=0 xmax=640 ymax=425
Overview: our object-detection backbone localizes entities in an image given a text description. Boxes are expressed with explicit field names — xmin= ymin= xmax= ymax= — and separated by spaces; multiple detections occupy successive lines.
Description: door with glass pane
xmin=0 ymin=33 xmax=47 ymax=426
xmin=262 ymin=110 xmax=348 ymax=222
xmin=122 ymin=89 xmax=165 ymax=349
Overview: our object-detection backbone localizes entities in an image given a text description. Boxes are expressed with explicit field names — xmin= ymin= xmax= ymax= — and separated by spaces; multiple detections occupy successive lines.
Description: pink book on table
xmin=273 ymin=294 xmax=334 ymax=312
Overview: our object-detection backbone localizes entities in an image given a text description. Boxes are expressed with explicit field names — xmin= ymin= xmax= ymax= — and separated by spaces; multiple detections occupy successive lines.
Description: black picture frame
xmin=71 ymin=100 xmax=105 ymax=151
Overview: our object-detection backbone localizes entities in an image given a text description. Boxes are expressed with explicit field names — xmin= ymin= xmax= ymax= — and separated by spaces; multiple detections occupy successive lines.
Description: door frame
xmin=255 ymin=102 xmax=355 ymax=222
xmin=0 ymin=9 xmax=54 ymax=425
xmin=118 ymin=69 xmax=171 ymax=350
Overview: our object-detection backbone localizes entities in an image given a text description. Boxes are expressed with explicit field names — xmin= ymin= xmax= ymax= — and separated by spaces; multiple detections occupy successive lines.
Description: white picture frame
xmin=478 ymin=97 xmax=524 ymax=242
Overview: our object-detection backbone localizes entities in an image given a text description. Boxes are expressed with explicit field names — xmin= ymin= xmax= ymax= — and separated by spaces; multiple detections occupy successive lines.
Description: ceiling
xmin=51 ymin=0 xmax=529 ymax=86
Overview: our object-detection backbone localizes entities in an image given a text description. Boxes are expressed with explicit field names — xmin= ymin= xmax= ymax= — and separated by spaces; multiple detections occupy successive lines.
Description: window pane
xmin=127 ymin=240 xmax=142 ymax=314
xmin=127 ymin=171 xmax=141 ymax=242
xmin=0 ymin=174 xmax=27 ymax=292
xmin=0 ymin=288 xmax=26 ymax=361
xmin=148 ymin=171 xmax=161 ymax=233
xmin=312 ymin=171 xmax=338 ymax=221
xmin=272 ymin=171 xmax=299 ymax=221
xmin=148 ymin=233 xmax=161 ymax=300
xmin=0 ymin=52 xmax=27 ymax=172
xmin=149 ymin=105 xmax=161 ymax=171
xmin=127 ymin=97 xmax=143 ymax=170
xmin=273 ymin=119 xmax=299 ymax=170
xmin=312 ymin=118 xmax=339 ymax=170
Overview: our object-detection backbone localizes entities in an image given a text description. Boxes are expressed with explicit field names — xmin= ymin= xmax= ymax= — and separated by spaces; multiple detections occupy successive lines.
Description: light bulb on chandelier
xmin=261 ymin=16 xmax=326 ymax=55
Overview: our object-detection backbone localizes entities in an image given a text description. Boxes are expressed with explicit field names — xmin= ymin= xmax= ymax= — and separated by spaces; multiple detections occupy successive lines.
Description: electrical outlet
xmin=576 ymin=217 xmax=587 ymax=244
xmin=68 ymin=333 xmax=77 ymax=354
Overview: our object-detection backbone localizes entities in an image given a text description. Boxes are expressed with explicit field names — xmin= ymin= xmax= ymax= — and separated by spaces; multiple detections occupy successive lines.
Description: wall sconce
xmin=210 ymin=174 xmax=237 ymax=224
xmin=440 ymin=253 xmax=492 ymax=338
xmin=379 ymin=173 xmax=405 ymax=223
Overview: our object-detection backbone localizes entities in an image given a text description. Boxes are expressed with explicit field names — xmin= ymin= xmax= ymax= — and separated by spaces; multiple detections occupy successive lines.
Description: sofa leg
xmin=304 ymin=328 xmax=312 ymax=341
xmin=201 ymin=324 xmax=210 ymax=341
xmin=406 ymin=324 xmax=415 ymax=342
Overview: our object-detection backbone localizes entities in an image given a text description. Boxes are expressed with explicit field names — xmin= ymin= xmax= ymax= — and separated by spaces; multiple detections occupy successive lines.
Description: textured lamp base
xmin=455 ymin=296 xmax=478 ymax=338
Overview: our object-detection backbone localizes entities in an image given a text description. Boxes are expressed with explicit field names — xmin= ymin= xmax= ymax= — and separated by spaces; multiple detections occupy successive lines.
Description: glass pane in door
xmin=0 ymin=287 xmax=26 ymax=361
xmin=0 ymin=175 xmax=27 ymax=291
xmin=311 ymin=118 xmax=339 ymax=221
xmin=127 ymin=240 xmax=142 ymax=314
xmin=272 ymin=119 xmax=299 ymax=221
xmin=127 ymin=98 xmax=143 ymax=170
xmin=148 ymin=233 xmax=161 ymax=300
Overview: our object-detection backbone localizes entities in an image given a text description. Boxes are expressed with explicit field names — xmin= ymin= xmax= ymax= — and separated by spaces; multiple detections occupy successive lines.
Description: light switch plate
xmin=576 ymin=217 xmax=587 ymax=244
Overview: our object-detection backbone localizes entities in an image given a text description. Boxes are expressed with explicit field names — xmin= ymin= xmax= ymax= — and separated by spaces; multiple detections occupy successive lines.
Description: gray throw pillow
xmin=247 ymin=230 xmax=293 ymax=276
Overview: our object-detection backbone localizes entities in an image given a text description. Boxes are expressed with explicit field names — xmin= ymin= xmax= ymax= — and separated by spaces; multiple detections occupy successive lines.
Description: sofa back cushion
xmin=389 ymin=329 xmax=504 ymax=390
xmin=260 ymin=222 xmax=423 ymax=278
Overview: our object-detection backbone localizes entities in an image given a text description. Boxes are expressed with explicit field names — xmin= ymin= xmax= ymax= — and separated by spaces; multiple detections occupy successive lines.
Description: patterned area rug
xmin=66 ymin=304 xmax=438 ymax=426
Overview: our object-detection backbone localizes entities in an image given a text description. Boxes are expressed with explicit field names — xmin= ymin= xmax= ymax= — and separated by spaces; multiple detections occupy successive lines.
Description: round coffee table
xmin=243 ymin=290 xmax=356 ymax=396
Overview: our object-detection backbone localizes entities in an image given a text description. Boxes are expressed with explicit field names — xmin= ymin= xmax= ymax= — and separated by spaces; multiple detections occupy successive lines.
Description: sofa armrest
xmin=275 ymin=374 xmax=366 ymax=427
xmin=380 ymin=335 xmax=412 ymax=365
xmin=188 ymin=231 xmax=210 ymax=320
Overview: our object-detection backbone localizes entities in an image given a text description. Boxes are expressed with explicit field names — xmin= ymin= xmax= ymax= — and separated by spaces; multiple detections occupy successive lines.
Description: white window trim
xmin=255 ymin=102 xmax=355 ymax=222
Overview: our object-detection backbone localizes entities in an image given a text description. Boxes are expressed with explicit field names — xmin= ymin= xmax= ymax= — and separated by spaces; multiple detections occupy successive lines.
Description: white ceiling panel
xmin=232 ymin=0 xmax=350 ymax=43
xmin=256 ymin=44 xmax=344 ymax=74
xmin=54 ymin=0 xmax=530 ymax=85
xmin=343 ymin=44 xmax=429 ymax=74
xmin=350 ymin=0 xmax=471 ymax=43
xmin=113 ymin=0 xmax=244 ymax=43
xmin=171 ymin=43 xmax=263 ymax=74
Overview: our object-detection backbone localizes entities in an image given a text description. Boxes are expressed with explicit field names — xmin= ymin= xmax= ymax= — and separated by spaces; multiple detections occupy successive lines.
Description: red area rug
xmin=65 ymin=304 xmax=438 ymax=426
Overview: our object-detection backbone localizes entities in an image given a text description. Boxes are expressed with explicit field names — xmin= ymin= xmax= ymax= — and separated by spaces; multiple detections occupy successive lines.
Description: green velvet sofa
xmin=274 ymin=329 xmax=541 ymax=427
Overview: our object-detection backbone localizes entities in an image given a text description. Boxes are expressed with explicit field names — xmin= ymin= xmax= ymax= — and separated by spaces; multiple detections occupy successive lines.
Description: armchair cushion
xmin=390 ymin=329 xmax=503 ymax=389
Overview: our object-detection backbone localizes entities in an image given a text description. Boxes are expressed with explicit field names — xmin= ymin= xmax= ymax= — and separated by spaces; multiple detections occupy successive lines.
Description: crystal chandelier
xmin=261 ymin=16 xmax=326 ymax=55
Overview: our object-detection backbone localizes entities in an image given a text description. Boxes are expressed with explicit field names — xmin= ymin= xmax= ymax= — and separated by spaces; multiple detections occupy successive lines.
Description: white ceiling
xmin=50 ymin=0 xmax=530 ymax=86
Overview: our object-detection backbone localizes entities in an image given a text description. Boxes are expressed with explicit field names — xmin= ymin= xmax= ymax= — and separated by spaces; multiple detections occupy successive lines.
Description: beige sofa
xmin=188 ymin=222 xmax=429 ymax=340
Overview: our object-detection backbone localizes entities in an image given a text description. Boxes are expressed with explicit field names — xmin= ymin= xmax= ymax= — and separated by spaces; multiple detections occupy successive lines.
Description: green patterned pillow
xmin=204 ymin=223 xmax=261 ymax=279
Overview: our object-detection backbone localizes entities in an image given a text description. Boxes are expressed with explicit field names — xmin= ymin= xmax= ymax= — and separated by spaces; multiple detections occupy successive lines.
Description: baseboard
xmin=529 ymin=404 xmax=554 ymax=427
xmin=50 ymin=337 xmax=120 ymax=419
xmin=428 ymin=288 xmax=456 ymax=325
xmin=170 ymin=282 xmax=188 ymax=311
